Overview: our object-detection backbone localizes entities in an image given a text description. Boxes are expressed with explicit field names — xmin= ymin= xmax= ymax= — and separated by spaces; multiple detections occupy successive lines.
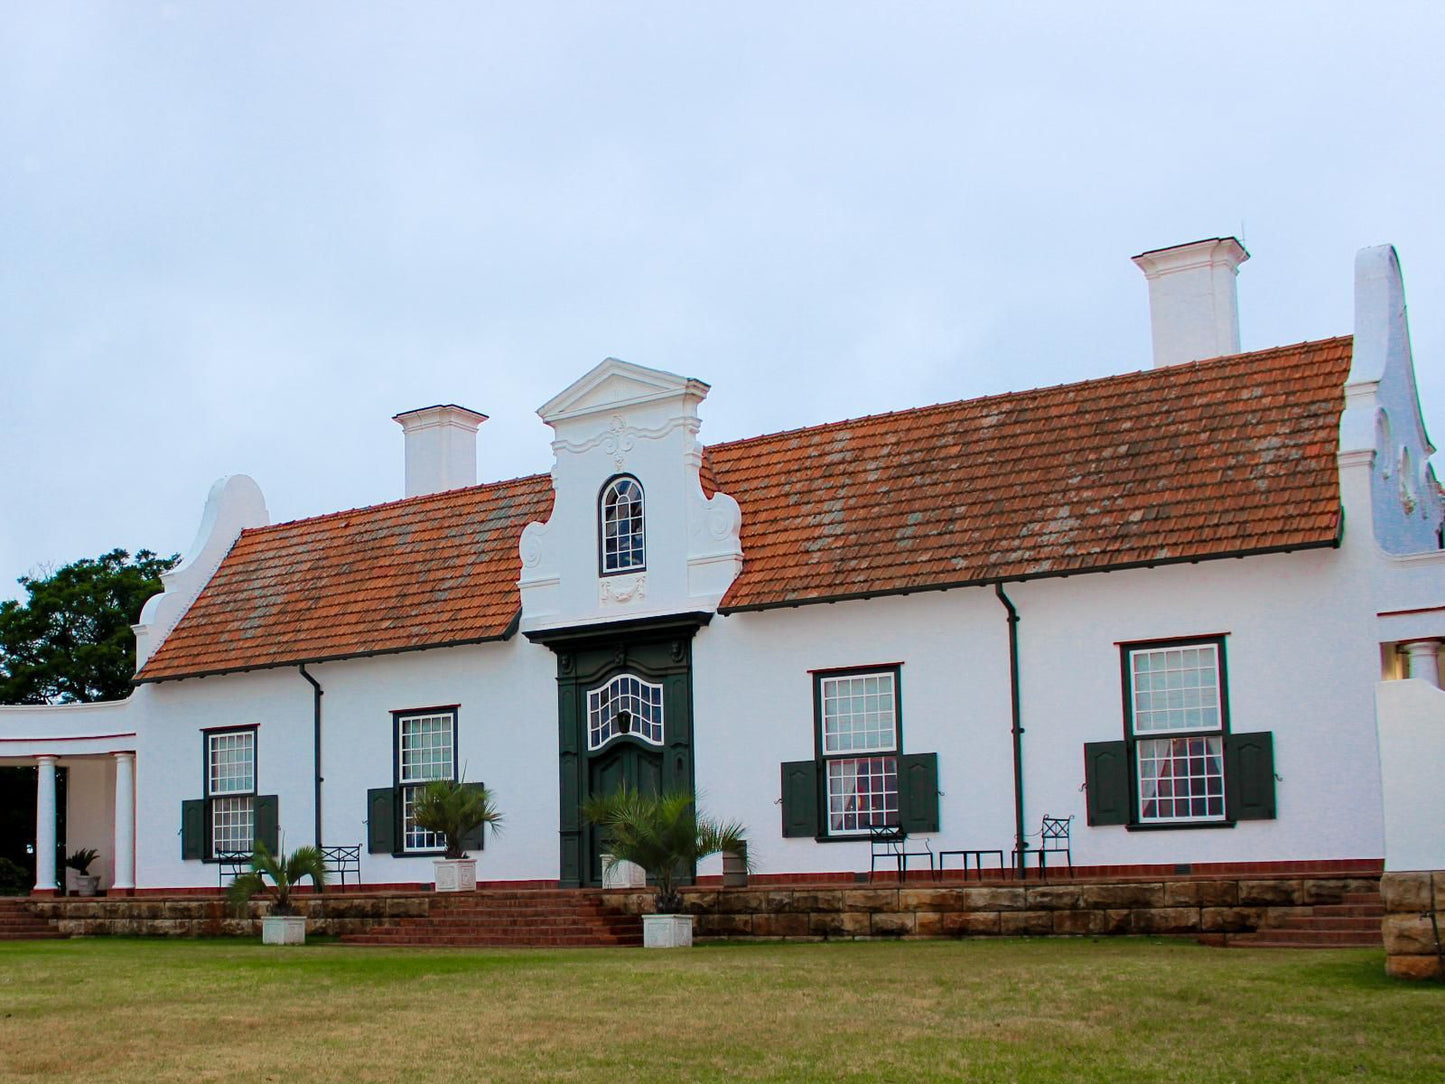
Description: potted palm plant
xmin=65 ymin=848 xmax=101 ymax=897
xmin=410 ymin=779 xmax=503 ymax=892
xmin=226 ymin=841 xmax=329 ymax=944
xmin=583 ymin=787 xmax=749 ymax=948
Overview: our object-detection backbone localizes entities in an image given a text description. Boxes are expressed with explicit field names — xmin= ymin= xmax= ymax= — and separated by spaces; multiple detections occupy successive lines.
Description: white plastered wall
xmin=133 ymin=639 xmax=559 ymax=889
xmin=693 ymin=542 xmax=1383 ymax=879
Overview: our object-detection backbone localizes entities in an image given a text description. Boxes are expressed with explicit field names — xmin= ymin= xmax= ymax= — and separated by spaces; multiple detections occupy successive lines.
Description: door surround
xmin=527 ymin=613 xmax=708 ymax=887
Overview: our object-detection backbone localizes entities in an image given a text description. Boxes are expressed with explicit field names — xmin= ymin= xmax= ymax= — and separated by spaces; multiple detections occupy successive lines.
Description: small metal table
xmin=935 ymin=849 xmax=1006 ymax=881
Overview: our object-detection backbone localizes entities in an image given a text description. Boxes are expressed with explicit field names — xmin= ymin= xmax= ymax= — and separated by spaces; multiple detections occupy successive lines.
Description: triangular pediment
xmin=538 ymin=358 xmax=710 ymax=424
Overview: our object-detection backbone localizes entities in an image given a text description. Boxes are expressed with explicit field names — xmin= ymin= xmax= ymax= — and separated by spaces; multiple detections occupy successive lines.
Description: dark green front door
xmin=586 ymin=738 xmax=663 ymax=883
xmin=535 ymin=616 xmax=705 ymax=888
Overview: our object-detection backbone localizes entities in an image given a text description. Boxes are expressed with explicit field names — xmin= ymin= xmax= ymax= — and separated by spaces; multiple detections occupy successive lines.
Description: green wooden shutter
xmin=181 ymin=799 xmax=205 ymax=861
xmin=897 ymin=752 xmax=940 ymax=833
xmin=458 ymin=782 xmax=488 ymax=853
xmin=1225 ymin=731 xmax=1276 ymax=820
xmin=1084 ymin=740 xmax=1130 ymax=826
xmin=253 ymin=794 xmax=280 ymax=853
xmin=780 ymin=760 xmax=819 ymax=838
xmin=367 ymin=787 xmax=396 ymax=854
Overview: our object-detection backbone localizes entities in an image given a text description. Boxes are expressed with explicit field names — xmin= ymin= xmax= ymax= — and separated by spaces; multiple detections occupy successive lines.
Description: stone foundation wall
xmin=600 ymin=875 xmax=1380 ymax=941
xmin=30 ymin=893 xmax=428 ymax=938
xmin=1381 ymin=872 xmax=1445 ymax=980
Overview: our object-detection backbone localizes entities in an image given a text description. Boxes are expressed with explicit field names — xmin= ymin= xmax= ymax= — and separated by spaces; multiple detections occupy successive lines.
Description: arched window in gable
xmin=600 ymin=475 xmax=646 ymax=574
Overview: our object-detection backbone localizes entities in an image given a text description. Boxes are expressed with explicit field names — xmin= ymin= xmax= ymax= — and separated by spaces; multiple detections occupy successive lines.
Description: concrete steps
xmin=1210 ymin=891 xmax=1384 ymax=949
xmin=0 ymin=898 xmax=67 ymax=941
xmin=339 ymin=889 xmax=643 ymax=948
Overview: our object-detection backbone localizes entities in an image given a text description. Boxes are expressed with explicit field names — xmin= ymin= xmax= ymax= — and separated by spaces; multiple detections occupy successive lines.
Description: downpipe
xmin=300 ymin=664 xmax=324 ymax=849
xmin=995 ymin=584 xmax=1026 ymax=878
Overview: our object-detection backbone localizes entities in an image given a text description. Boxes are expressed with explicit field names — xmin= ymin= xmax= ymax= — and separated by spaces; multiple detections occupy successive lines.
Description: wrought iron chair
xmin=1012 ymin=814 xmax=1073 ymax=878
xmin=869 ymin=825 xmax=934 ymax=881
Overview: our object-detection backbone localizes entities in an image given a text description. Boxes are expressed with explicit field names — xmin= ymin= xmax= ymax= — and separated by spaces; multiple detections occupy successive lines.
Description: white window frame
xmin=815 ymin=667 xmax=901 ymax=836
xmin=205 ymin=727 xmax=256 ymax=858
xmin=395 ymin=709 xmax=457 ymax=854
xmin=1125 ymin=639 xmax=1228 ymax=824
xmin=600 ymin=475 xmax=646 ymax=574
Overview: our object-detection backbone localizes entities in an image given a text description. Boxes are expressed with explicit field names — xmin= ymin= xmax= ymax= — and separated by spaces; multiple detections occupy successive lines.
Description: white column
xmin=1402 ymin=640 xmax=1442 ymax=688
xmin=33 ymin=755 xmax=57 ymax=894
xmin=112 ymin=752 xmax=136 ymax=891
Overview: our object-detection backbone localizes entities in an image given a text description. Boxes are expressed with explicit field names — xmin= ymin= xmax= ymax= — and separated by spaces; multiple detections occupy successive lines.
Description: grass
xmin=0 ymin=938 xmax=1440 ymax=1082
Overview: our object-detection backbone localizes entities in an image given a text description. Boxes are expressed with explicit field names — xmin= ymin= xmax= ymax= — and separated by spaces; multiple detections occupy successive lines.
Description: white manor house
xmin=3 ymin=238 xmax=1443 ymax=897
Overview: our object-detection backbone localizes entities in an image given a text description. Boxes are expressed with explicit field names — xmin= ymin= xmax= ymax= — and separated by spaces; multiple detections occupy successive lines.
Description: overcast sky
xmin=3 ymin=3 xmax=1443 ymax=602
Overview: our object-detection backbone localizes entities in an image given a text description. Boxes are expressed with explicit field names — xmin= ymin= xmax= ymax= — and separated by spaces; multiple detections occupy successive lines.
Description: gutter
xmin=995 ymin=584 xmax=1026 ymax=878
xmin=299 ymin=664 xmax=324 ymax=848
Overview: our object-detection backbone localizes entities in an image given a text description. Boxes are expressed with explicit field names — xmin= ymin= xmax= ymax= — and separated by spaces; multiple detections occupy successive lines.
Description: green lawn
xmin=0 ymin=938 xmax=1439 ymax=1082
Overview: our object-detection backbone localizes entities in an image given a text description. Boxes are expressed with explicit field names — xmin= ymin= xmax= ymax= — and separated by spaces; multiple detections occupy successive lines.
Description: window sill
xmin=1126 ymin=820 xmax=1236 ymax=832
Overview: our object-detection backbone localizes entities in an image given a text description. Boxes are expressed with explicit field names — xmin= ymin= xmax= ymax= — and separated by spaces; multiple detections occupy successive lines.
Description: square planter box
xmin=262 ymin=915 xmax=307 ymax=945
xmin=643 ymin=914 xmax=694 ymax=949
xmin=433 ymin=858 xmax=478 ymax=892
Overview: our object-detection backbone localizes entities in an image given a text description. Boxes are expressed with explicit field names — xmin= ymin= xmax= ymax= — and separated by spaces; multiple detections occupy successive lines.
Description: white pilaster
xmin=33 ymin=755 xmax=57 ymax=894
xmin=112 ymin=752 xmax=136 ymax=891
xmin=1402 ymin=640 xmax=1442 ymax=688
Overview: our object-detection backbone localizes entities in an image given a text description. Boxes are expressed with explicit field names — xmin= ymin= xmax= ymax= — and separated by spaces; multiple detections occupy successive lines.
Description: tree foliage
xmin=411 ymin=778 xmax=504 ymax=860
xmin=0 ymin=548 xmax=178 ymax=705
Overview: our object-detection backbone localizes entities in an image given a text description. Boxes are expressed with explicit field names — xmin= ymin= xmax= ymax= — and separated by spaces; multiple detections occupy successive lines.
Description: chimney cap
xmin=392 ymin=403 xmax=488 ymax=429
xmin=1132 ymin=236 xmax=1249 ymax=269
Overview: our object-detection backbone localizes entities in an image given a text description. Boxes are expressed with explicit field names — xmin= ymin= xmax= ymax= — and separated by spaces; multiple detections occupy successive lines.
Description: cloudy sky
xmin=2 ymin=3 xmax=1442 ymax=601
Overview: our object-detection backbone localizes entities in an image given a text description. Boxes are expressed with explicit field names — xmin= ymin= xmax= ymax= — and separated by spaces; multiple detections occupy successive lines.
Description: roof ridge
xmin=704 ymin=335 xmax=1352 ymax=454
xmin=244 ymin=471 xmax=551 ymax=537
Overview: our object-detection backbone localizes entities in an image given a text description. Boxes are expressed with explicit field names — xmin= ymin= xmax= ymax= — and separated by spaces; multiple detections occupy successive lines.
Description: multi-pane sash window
xmin=588 ymin=673 xmax=665 ymax=749
xmin=600 ymin=476 xmax=646 ymax=573
xmin=207 ymin=729 xmax=256 ymax=856
xmin=398 ymin=711 xmax=456 ymax=852
xmin=1127 ymin=641 xmax=1226 ymax=823
xmin=819 ymin=669 xmax=899 ymax=834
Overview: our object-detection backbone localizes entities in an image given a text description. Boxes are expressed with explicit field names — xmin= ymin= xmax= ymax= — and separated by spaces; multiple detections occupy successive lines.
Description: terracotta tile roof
xmin=136 ymin=337 xmax=1351 ymax=680
xmin=709 ymin=336 xmax=1352 ymax=610
xmin=136 ymin=475 xmax=553 ymax=682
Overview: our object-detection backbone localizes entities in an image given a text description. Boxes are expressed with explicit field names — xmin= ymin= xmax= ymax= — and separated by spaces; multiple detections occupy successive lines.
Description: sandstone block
xmin=1130 ymin=908 xmax=1198 ymax=934
xmin=901 ymin=887 xmax=963 ymax=912
xmin=753 ymin=912 xmax=809 ymax=938
xmin=1079 ymin=883 xmax=1163 ymax=909
xmin=1383 ymin=914 xmax=1441 ymax=956
xmin=699 ymin=913 xmax=753 ymax=936
xmin=914 ymin=911 xmax=945 ymax=937
xmin=943 ymin=910 xmax=1000 ymax=937
xmin=1199 ymin=906 xmax=1263 ymax=933
xmin=1237 ymin=880 xmax=1302 ymax=907
xmin=870 ymin=912 xmax=915 ymax=937
xmin=844 ymin=889 xmax=901 ymax=913
xmin=787 ymin=890 xmax=844 ymax=913
xmin=1101 ymin=909 xmax=1133 ymax=935
xmin=1051 ymin=910 xmax=1105 ymax=936
xmin=716 ymin=890 xmax=768 ymax=914
xmin=1027 ymin=885 xmax=1083 ymax=910
xmin=1386 ymin=954 xmax=1444 ymax=981
xmin=1000 ymin=911 xmax=1052 ymax=936
xmin=960 ymin=886 xmax=1026 ymax=912
xmin=1164 ymin=880 xmax=1238 ymax=908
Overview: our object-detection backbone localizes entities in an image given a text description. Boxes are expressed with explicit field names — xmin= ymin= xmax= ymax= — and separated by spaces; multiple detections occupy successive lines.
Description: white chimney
xmin=392 ymin=404 xmax=487 ymax=497
xmin=1132 ymin=237 xmax=1249 ymax=367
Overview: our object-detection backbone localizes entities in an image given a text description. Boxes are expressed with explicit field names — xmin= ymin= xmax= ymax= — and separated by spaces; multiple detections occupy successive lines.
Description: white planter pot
xmin=601 ymin=855 xmax=647 ymax=889
xmin=261 ymin=915 xmax=307 ymax=945
xmin=74 ymin=875 xmax=101 ymax=897
xmin=433 ymin=858 xmax=477 ymax=892
xmin=643 ymin=913 xmax=694 ymax=949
